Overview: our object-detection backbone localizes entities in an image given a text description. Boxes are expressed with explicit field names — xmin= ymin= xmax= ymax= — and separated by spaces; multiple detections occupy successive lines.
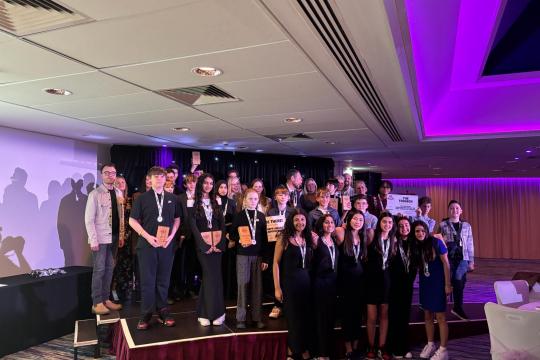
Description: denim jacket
xmin=85 ymin=184 xmax=125 ymax=247
xmin=437 ymin=220 xmax=474 ymax=264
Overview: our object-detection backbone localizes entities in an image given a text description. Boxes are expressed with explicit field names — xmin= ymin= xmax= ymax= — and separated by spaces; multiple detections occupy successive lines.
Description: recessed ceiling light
xmin=284 ymin=117 xmax=303 ymax=123
xmin=525 ymin=150 xmax=533 ymax=153
xmin=173 ymin=127 xmax=190 ymax=132
xmin=43 ymin=88 xmax=72 ymax=96
xmin=255 ymin=149 xmax=264 ymax=153
xmin=162 ymin=144 xmax=167 ymax=147
xmin=514 ymin=157 xmax=520 ymax=160
xmin=82 ymin=134 xmax=108 ymax=140
xmin=191 ymin=66 xmax=223 ymax=77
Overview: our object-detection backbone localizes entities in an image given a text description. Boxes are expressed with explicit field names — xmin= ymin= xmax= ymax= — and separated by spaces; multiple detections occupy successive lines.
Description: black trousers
xmin=137 ymin=245 xmax=175 ymax=316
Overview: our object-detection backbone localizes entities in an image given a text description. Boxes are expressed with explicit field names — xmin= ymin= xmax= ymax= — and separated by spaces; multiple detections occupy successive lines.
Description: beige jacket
xmin=85 ymin=184 xmax=125 ymax=247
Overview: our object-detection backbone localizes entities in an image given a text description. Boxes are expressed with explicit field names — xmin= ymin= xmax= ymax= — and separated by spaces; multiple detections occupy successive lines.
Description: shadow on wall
xmin=0 ymin=167 xmax=96 ymax=277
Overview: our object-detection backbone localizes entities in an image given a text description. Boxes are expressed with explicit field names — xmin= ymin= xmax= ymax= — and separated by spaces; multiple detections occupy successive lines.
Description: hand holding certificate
xmin=238 ymin=226 xmax=253 ymax=247
xmin=201 ymin=230 xmax=223 ymax=252
xmin=156 ymin=226 xmax=170 ymax=247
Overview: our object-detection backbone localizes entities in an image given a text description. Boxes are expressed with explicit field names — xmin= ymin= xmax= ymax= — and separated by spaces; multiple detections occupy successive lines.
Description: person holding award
xmin=230 ymin=188 xmax=269 ymax=329
xmin=189 ymin=173 xmax=227 ymax=326
xmin=129 ymin=166 xmax=181 ymax=330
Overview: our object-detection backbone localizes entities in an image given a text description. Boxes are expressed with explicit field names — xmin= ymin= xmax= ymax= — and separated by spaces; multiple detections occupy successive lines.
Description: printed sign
xmin=386 ymin=194 xmax=418 ymax=217
xmin=266 ymin=215 xmax=286 ymax=242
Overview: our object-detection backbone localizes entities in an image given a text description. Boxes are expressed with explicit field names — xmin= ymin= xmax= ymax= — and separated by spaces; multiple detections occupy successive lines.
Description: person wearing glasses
xmin=85 ymin=163 xmax=125 ymax=315
xmin=369 ymin=180 xmax=393 ymax=218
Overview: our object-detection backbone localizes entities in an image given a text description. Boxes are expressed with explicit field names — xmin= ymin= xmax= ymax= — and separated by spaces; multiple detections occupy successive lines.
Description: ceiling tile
xmin=26 ymin=0 xmax=286 ymax=68
xmin=201 ymin=72 xmax=348 ymax=118
xmin=34 ymin=92 xmax=182 ymax=119
xmin=0 ymin=72 xmax=142 ymax=106
xmin=228 ymin=107 xmax=366 ymax=134
xmin=84 ymin=107 xmax=215 ymax=127
xmin=103 ymin=41 xmax=314 ymax=90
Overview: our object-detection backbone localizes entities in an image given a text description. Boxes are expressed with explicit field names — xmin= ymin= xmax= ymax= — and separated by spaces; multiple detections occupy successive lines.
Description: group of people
xmin=85 ymin=164 xmax=475 ymax=360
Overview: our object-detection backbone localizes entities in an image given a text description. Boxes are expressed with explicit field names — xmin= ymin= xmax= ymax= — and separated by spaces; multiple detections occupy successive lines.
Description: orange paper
xmin=238 ymin=226 xmax=253 ymax=245
xmin=156 ymin=226 xmax=170 ymax=246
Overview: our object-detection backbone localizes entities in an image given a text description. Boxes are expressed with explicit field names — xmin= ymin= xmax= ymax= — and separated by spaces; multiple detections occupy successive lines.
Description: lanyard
xmin=353 ymin=243 xmax=361 ymax=263
xmin=381 ymin=238 xmax=390 ymax=270
xmin=154 ymin=190 xmax=164 ymax=222
xmin=378 ymin=194 xmax=386 ymax=211
xmin=297 ymin=238 xmax=307 ymax=269
xmin=447 ymin=220 xmax=463 ymax=246
xmin=278 ymin=208 xmax=286 ymax=217
xmin=318 ymin=207 xmax=329 ymax=215
xmin=245 ymin=209 xmax=257 ymax=245
xmin=423 ymin=261 xmax=430 ymax=277
xmin=223 ymin=200 xmax=228 ymax=217
xmin=292 ymin=191 xmax=297 ymax=208
xmin=323 ymin=236 xmax=335 ymax=270
xmin=399 ymin=242 xmax=410 ymax=273
xmin=202 ymin=199 xmax=213 ymax=229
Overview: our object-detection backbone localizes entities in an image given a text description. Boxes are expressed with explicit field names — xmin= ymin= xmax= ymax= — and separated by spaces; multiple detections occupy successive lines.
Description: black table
xmin=0 ymin=266 xmax=92 ymax=357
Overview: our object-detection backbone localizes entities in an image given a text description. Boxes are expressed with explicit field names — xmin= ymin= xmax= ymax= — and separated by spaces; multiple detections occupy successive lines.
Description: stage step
xmin=73 ymin=319 xmax=99 ymax=359
xmin=96 ymin=310 xmax=120 ymax=325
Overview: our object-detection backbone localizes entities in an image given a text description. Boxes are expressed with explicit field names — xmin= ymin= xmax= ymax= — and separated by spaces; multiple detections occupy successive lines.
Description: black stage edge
xmin=112 ymin=301 xmax=488 ymax=359
xmin=0 ymin=266 xmax=92 ymax=357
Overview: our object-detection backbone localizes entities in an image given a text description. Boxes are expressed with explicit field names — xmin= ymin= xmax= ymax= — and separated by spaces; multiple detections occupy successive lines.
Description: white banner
xmin=386 ymin=194 xmax=418 ymax=217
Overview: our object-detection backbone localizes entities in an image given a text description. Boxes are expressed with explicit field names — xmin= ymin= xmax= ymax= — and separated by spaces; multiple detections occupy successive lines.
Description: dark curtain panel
xmin=111 ymin=145 xmax=334 ymax=194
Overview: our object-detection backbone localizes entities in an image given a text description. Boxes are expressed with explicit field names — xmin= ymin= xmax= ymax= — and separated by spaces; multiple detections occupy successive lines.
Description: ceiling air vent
xmin=156 ymin=85 xmax=240 ymax=106
xmin=297 ymin=0 xmax=403 ymax=142
xmin=264 ymin=133 xmax=314 ymax=143
xmin=0 ymin=0 xmax=91 ymax=36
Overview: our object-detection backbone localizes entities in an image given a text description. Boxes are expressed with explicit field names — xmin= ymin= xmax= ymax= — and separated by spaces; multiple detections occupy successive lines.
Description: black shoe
xmin=451 ymin=307 xmax=469 ymax=320
xmin=167 ymin=297 xmax=174 ymax=305
xmin=157 ymin=307 xmax=176 ymax=327
xmin=236 ymin=321 xmax=246 ymax=329
xmin=137 ymin=313 xmax=152 ymax=330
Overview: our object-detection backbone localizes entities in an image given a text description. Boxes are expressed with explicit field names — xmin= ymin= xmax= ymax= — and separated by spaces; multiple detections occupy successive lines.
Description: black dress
xmin=312 ymin=239 xmax=339 ymax=357
xmin=282 ymin=242 xmax=312 ymax=355
xmin=190 ymin=205 xmax=226 ymax=321
xmin=388 ymin=240 xmax=416 ymax=356
xmin=220 ymin=196 xmax=237 ymax=299
xmin=338 ymin=241 xmax=365 ymax=341
xmin=364 ymin=238 xmax=391 ymax=305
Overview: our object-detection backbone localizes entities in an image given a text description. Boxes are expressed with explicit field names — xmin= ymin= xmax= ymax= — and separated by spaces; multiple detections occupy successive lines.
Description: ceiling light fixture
xmin=43 ymin=88 xmax=72 ymax=96
xmin=284 ymin=117 xmax=303 ymax=123
xmin=525 ymin=150 xmax=532 ymax=154
xmin=173 ymin=127 xmax=190 ymax=132
xmin=191 ymin=66 xmax=223 ymax=77
xmin=514 ymin=157 xmax=520 ymax=160
xmin=255 ymin=149 xmax=264 ymax=153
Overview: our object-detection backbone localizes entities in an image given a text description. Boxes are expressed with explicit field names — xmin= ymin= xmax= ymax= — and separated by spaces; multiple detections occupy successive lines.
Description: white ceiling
xmin=0 ymin=0 xmax=539 ymax=177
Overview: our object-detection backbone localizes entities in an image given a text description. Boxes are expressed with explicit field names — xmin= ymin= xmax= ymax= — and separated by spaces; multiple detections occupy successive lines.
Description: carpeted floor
xmin=4 ymin=258 xmax=538 ymax=359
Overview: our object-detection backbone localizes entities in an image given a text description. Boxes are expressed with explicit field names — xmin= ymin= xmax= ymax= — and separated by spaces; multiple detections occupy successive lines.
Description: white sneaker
xmin=404 ymin=352 xmax=413 ymax=359
xmin=197 ymin=317 xmax=210 ymax=326
xmin=420 ymin=343 xmax=437 ymax=359
xmin=430 ymin=348 xmax=448 ymax=360
xmin=212 ymin=313 xmax=225 ymax=326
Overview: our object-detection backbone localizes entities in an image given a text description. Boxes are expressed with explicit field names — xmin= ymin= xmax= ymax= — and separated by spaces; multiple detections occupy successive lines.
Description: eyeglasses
xmin=103 ymin=171 xmax=117 ymax=176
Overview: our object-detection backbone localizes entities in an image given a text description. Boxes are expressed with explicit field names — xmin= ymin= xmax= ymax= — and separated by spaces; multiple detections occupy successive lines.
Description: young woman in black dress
xmin=365 ymin=211 xmax=396 ymax=360
xmin=388 ymin=216 xmax=416 ymax=358
xmin=273 ymin=208 xmax=314 ymax=360
xmin=334 ymin=209 xmax=369 ymax=359
xmin=312 ymin=214 xmax=339 ymax=360
xmin=189 ymin=174 xmax=227 ymax=326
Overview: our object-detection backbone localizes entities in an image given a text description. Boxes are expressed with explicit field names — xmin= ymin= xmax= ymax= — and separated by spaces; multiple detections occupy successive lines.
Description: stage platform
xmin=108 ymin=300 xmax=488 ymax=360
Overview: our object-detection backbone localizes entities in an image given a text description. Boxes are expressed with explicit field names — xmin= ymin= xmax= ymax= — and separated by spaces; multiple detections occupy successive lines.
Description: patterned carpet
xmin=4 ymin=258 xmax=539 ymax=360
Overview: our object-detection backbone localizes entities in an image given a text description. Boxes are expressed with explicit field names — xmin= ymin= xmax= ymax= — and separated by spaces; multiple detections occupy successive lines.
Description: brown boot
xmin=92 ymin=303 xmax=110 ymax=315
xmin=104 ymin=300 xmax=122 ymax=311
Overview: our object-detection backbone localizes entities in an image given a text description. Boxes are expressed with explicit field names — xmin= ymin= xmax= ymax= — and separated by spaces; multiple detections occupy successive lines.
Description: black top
xmin=109 ymin=189 xmax=120 ymax=236
xmin=312 ymin=238 xmax=339 ymax=277
xmin=230 ymin=209 xmax=268 ymax=259
xmin=130 ymin=189 xmax=181 ymax=248
xmin=189 ymin=202 xmax=226 ymax=253
xmin=267 ymin=206 xmax=295 ymax=218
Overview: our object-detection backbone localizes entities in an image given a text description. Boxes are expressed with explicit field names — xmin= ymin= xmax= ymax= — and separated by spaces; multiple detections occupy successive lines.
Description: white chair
xmin=484 ymin=302 xmax=540 ymax=360
xmin=494 ymin=280 xmax=529 ymax=308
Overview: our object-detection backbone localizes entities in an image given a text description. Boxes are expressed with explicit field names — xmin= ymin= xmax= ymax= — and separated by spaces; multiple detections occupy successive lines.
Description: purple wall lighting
xmin=405 ymin=0 xmax=540 ymax=137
